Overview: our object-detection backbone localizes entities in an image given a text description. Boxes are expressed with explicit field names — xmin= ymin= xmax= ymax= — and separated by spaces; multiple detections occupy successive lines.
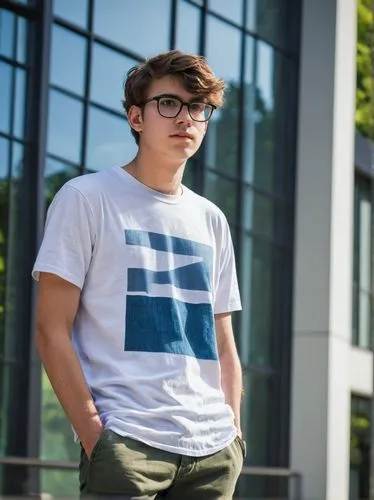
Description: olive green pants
xmin=79 ymin=429 xmax=244 ymax=499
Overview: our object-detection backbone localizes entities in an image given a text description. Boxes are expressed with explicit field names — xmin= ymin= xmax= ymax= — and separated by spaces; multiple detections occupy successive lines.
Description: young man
xmin=33 ymin=50 xmax=244 ymax=499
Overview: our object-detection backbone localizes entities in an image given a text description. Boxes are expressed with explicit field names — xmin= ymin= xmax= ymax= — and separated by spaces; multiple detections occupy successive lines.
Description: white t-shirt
xmin=33 ymin=166 xmax=242 ymax=457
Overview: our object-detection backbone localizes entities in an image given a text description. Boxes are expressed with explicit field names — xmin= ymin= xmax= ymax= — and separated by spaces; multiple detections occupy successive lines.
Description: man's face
xmin=129 ymin=76 xmax=210 ymax=163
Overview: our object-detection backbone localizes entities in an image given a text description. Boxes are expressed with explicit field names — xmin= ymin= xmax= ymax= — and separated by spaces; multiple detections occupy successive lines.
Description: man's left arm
xmin=215 ymin=312 xmax=243 ymax=438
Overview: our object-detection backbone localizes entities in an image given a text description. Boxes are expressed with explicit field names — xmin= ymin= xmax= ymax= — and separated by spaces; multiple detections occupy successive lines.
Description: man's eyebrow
xmin=157 ymin=93 xmax=208 ymax=103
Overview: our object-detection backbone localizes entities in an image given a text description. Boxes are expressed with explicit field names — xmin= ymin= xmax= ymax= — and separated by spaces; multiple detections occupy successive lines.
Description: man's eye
xmin=160 ymin=99 xmax=178 ymax=108
xmin=190 ymin=103 xmax=205 ymax=112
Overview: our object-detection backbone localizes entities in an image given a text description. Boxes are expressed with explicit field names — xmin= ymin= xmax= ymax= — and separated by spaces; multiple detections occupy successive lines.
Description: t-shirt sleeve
xmin=32 ymin=184 xmax=96 ymax=289
xmin=214 ymin=218 xmax=242 ymax=314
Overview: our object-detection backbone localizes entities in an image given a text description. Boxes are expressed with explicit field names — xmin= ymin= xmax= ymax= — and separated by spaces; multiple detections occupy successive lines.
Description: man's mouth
xmin=170 ymin=132 xmax=194 ymax=139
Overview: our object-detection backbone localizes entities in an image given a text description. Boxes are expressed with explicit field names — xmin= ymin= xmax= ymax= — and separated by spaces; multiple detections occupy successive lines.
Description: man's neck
xmin=124 ymin=151 xmax=185 ymax=196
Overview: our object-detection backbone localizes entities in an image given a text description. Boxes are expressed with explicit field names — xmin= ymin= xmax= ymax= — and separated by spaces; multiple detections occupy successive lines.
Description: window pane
xmin=86 ymin=107 xmax=137 ymax=171
xmin=242 ymin=186 xmax=275 ymax=239
xmin=251 ymin=42 xmax=277 ymax=191
xmin=45 ymin=157 xmax=80 ymax=205
xmin=175 ymin=1 xmax=200 ymax=54
xmin=209 ymin=0 xmax=243 ymax=25
xmin=350 ymin=396 xmax=371 ymax=500
xmin=247 ymin=0 xmax=286 ymax=49
xmin=204 ymin=171 xmax=237 ymax=223
xmin=51 ymin=25 xmax=86 ymax=95
xmin=94 ymin=0 xmax=171 ymax=57
xmin=0 ymin=136 xmax=8 ymax=178
xmin=243 ymin=35 xmax=256 ymax=184
xmin=0 ymin=9 xmax=14 ymax=59
xmin=242 ymin=371 xmax=270 ymax=465
xmin=40 ymin=369 xmax=79 ymax=496
xmin=53 ymin=0 xmax=88 ymax=29
xmin=0 ymin=62 xmax=12 ymax=135
xmin=206 ymin=17 xmax=241 ymax=175
xmin=91 ymin=44 xmax=136 ymax=111
xmin=239 ymin=236 xmax=273 ymax=366
xmin=47 ymin=90 xmax=83 ymax=164
xmin=353 ymin=176 xmax=372 ymax=349
xmin=16 ymin=16 xmax=27 ymax=64
xmin=13 ymin=68 xmax=26 ymax=138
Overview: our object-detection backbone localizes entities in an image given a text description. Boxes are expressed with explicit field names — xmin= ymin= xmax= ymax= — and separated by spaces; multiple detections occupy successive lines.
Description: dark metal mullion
xmin=169 ymin=0 xmax=177 ymax=50
xmin=27 ymin=0 xmax=53 ymax=493
xmin=235 ymin=0 xmax=247 ymax=302
xmin=0 ymin=53 xmax=28 ymax=69
xmin=280 ymin=0 xmax=303 ymax=476
xmin=80 ymin=0 xmax=94 ymax=174
xmin=0 ymin=0 xmax=36 ymax=18
xmin=194 ymin=0 xmax=207 ymax=195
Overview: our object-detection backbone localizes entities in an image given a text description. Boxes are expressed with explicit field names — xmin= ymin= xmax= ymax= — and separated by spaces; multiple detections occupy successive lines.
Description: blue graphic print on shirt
xmin=124 ymin=230 xmax=217 ymax=360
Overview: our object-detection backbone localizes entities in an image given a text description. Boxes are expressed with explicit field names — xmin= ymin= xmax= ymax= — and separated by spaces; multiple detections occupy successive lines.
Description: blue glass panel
xmin=205 ymin=16 xmax=241 ymax=175
xmin=0 ymin=62 xmax=12 ymax=134
xmin=0 ymin=137 xmax=9 ymax=179
xmin=16 ymin=16 xmax=27 ymax=64
xmin=94 ymin=0 xmax=171 ymax=57
xmin=91 ymin=43 xmax=136 ymax=111
xmin=204 ymin=170 xmax=237 ymax=223
xmin=209 ymin=0 xmax=243 ymax=25
xmin=0 ymin=9 xmax=14 ymax=59
xmin=86 ymin=107 xmax=137 ymax=171
xmin=13 ymin=68 xmax=26 ymax=138
xmin=175 ymin=1 xmax=200 ymax=54
xmin=50 ymin=25 xmax=86 ymax=95
xmin=47 ymin=90 xmax=83 ymax=164
xmin=53 ymin=0 xmax=88 ymax=29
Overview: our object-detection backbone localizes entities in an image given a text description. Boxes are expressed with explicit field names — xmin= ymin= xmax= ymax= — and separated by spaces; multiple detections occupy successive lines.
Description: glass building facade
xmin=0 ymin=0 xmax=301 ymax=497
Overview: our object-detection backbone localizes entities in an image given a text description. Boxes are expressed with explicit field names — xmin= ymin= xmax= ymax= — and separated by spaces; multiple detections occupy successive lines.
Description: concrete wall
xmin=291 ymin=0 xmax=357 ymax=498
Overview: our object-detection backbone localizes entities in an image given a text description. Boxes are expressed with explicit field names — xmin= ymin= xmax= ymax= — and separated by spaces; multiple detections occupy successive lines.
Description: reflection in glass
xmin=239 ymin=235 xmax=272 ymax=366
xmin=209 ymin=0 xmax=243 ymax=25
xmin=45 ymin=157 xmax=80 ymax=205
xmin=40 ymin=369 xmax=79 ymax=496
xmin=91 ymin=44 xmax=136 ymax=111
xmin=352 ymin=175 xmax=372 ymax=349
xmin=204 ymin=170 xmax=237 ymax=223
xmin=206 ymin=16 xmax=241 ymax=175
xmin=242 ymin=186 xmax=274 ymax=239
xmin=252 ymin=41 xmax=276 ymax=191
xmin=350 ymin=396 xmax=371 ymax=500
xmin=16 ymin=16 xmax=27 ymax=64
xmin=47 ymin=90 xmax=83 ymax=164
xmin=94 ymin=0 xmax=171 ymax=57
xmin=0 ymin=62 xmax=12 ymax=135
xmin=243 ymin=35 xmax=256 ymax=184
xmin=51 ymin=25 xmax=86 ymax=95
xmin=86 ymin=107 xmax=137 ymax=171
xmin=246 ymin=0 xmax=286 ymax=49
xmin=175 ymin=1 xmax=200 ymax=54
xmin=13 ymin=68 xmax=26 ymax=138
xmin=0 ymin=137 xmax=8 ymax=179
xmin=243 ymin=371 xmax=270 ymax=465
xmin=0 ymin=9 xmax=14 ymax=59
xmin=53 ymin=0 xmax=88 ymax=29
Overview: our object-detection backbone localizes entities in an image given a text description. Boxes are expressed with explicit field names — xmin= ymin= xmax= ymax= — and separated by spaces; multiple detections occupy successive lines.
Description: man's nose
xmin=176 ymin=103 xmax=192 ymax=123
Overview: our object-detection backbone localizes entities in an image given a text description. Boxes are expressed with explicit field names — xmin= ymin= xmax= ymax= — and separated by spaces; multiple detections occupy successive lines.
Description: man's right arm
xmin=35 ymin=271 xmax=103 ymax=457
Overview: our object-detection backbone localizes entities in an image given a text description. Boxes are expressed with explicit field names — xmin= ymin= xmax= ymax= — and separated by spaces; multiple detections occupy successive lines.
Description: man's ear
xmin=127 ymin=105 xmax=143 ymax=132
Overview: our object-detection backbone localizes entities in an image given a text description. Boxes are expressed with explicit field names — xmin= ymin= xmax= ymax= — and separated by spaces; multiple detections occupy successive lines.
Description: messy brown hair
xmin=122 ymin=50 xmax=226 ymax=144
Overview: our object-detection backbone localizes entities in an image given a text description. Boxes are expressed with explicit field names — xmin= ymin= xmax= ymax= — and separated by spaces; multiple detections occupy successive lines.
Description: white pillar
xmin=291 ymin=0 xmax=357 ymax=499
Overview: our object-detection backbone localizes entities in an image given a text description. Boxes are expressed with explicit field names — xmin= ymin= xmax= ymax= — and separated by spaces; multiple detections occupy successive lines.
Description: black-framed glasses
xmin=142 ymin=94 xmax=216 ymax=122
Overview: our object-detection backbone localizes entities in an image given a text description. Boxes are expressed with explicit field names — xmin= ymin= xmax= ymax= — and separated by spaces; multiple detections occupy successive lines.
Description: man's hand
xmin=81 ymin=421 xmax=104 ymax=458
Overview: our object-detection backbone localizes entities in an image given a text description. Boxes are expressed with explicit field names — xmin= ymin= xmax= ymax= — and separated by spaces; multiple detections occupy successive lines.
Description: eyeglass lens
xmin=158 ymin=97 xmax=213 ymax=121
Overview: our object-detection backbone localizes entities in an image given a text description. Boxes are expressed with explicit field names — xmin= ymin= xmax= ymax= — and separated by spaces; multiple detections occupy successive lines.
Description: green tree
xmin=356 ymin=0 xmax=374 ymax=139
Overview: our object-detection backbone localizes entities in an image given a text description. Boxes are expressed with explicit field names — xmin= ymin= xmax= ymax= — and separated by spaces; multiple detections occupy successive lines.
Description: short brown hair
xmin=122 ymin=50 xmax=226 ymax=144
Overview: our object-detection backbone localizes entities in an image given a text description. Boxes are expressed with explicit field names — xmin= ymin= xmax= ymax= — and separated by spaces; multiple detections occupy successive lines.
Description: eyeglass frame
xmin=141 ymin=93 xmax=216 ymax=122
